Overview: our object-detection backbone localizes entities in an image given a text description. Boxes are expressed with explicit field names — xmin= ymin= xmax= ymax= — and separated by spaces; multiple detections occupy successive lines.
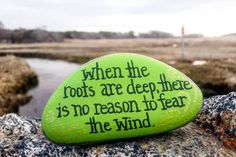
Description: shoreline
xmin=0 ymin=37 xmax=235 ymax=116
xmin=0 ymin=51 xmax=235 ymax=97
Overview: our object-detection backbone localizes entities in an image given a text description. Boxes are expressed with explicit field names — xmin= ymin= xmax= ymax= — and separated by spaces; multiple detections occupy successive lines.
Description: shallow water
xmin=19 ymin=58 xmax=80 ymax=118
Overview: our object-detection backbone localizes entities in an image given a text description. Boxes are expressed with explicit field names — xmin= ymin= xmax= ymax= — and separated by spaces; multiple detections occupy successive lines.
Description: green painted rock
xmin=42 ymin=53 xmax=203 ymax=145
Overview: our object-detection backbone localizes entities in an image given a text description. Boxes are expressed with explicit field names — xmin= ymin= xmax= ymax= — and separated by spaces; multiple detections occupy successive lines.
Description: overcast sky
xmin=0 ymin=0 xmax=235 ymax=36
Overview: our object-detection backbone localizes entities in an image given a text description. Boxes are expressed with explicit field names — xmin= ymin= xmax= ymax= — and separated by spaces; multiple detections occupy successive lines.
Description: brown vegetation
xmin=0 ymin=38 xmax=235 ymax=97
xmin=1 ymin=37 xmax=236 ymax=61
xmin=173 ymin=59 xmax=236 ymax=96
xmin=0 ymin=56 xmax=37 ymax=116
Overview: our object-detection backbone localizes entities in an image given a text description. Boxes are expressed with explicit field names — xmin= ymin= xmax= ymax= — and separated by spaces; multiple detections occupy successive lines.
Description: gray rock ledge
xmin=1 ymin=92 xmax=236 ymax=156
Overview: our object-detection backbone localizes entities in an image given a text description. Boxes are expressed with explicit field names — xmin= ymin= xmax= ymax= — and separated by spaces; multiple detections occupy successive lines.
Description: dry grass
xmin=0 ymin=56 xmax=38 ymax=116
xmin=0 ymin=37 xmax=236 ymax=96
xmin=0 ymin=37 xmax=236 ymax=62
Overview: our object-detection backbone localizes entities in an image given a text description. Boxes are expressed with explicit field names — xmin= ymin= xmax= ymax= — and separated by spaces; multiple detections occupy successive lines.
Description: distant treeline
xmin=0 ymin=28 xmax=64 ymax=43
xmin=0 ymin=21 xmax=204 ymax=43
xmin=64 ymin=30 xmax=174 ymax=39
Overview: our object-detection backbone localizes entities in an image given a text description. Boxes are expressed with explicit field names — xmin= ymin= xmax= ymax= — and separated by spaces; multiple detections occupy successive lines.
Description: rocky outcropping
xmin=0 ymin=56 xmax=37 ymax=116
xmin=195 ymin=92 xmax=236 ymax=150
xmin=0 ymin=93 xmax=235 ymax=156
xmin=0 ymin=114 xmax=234 ymax=157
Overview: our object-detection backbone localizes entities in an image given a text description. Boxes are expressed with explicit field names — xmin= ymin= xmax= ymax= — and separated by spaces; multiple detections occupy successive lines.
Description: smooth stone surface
xmin=1 ymin=113 xmax=235 ymax=157
xmin=42 ymin=53 xmax=203 ymax=144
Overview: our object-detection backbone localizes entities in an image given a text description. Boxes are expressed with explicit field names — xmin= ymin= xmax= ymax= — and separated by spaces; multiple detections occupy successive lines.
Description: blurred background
xmin=0 ymin=0 xmax=235 ymax=118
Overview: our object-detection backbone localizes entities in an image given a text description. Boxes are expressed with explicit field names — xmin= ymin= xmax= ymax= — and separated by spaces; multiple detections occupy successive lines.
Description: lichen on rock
xmin=195 ymin=92 xmax=236 ymax=150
